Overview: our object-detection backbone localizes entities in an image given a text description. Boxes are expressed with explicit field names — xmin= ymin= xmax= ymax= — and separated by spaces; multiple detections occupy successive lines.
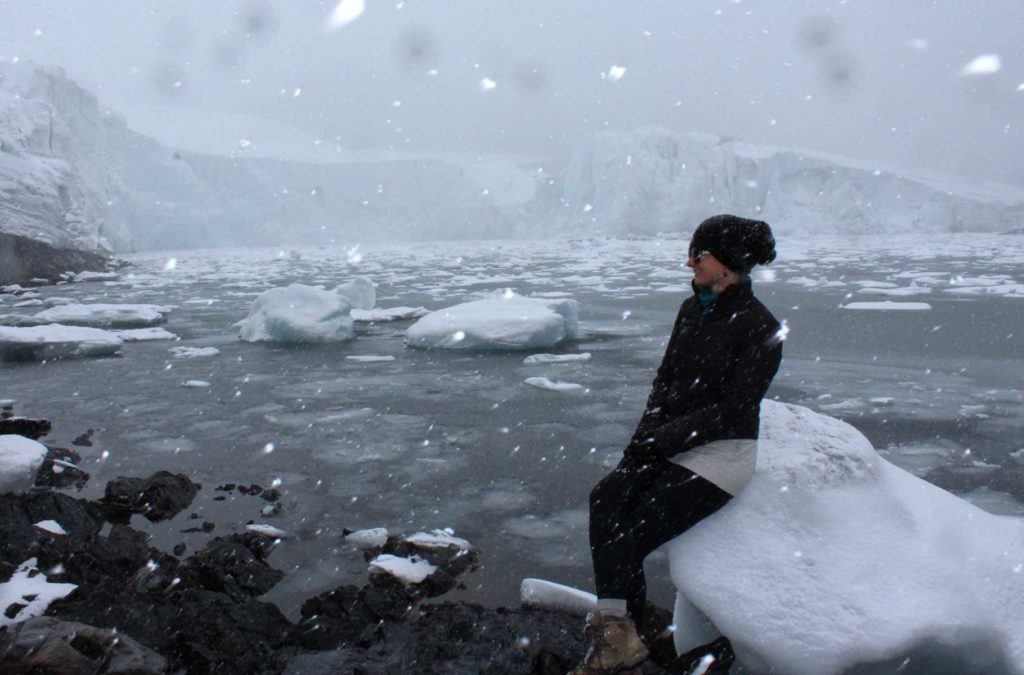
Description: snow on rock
xmin=335 ymin=276 xmax=376 ymax=310
xmin=0 ymin=558 xmax=77 ymax=628
xmin=669 ymin=401 xmax=1024 ymax=674
xmin=0 ymin=325 xmax=123 ymax=361
xmin=0 ymin=435 xmax=48 ymax=493
xmin=406 ymin=294 xmax=577 ymax=351
xmin=523 ymin=352 xmax=591 ymax=364
xmin=169 ymin=346 xmax=220 ymax=358
xmin=842 ymin=301 xmax=933 ymax=311
xmin=33 ymin=520 xmax=67 ymax=535
xmin=369 ymin=554 xmax=437 ymax=584
xmin=351 ymin=306 xmax=430 ymax=322
xmin=112 ymin=327 xmax=178 ymax=341
xmin=345 ymin=527 xmax=389 ymax=549
xmin=520 ymin=578 xmax=596 ymax=617
xmin=524 ymin=377 xmax=585 ymax=393
xmin=32 ymin=303 xmax=171 ymax=328
xmin=237 ymin=284 xmax=354 ymax=343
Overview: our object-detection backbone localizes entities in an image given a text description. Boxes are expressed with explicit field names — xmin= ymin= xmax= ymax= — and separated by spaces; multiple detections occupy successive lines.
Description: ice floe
xmin=841 ymin=301 xmax=932 ymax=311
xmin=669 ymin=401 xmax=1024 ymax=674
xmin=32 ymin=303 xmax=171 ymax=328
xmin=524 ymin=377 xmax=585 ymax=393
xmin=237 ymin=284 xmax=354 ymax=343
xmin=335 ymin=276 xmax=376 ymax=310
xmin=345 ymin=355 xmax=396 ymax=363
xmin=170 ymin=346 xmax=220 ymax=358
xmin=523 ymin=352 xmax=591 ymax=364
xmin=0 ymin=325 xmax=123 ymax=361
xmin=112 ymin=327 xmax=178 ymax=342
xmin=406 ymin=294 xmax=577 ymax=350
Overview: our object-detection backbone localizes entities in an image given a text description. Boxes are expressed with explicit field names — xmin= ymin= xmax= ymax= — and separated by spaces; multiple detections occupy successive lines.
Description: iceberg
xmin=405 ymin=294 xmax=577 ymax=351
xmin=335 ymin=276 xmax=376 ymax=311
xmin=237 ymin=284 xmax=354 ymax=344
xmin=669 ymin=401 xmax=1024 ymax=674
xmin=0 ymin=435 xmax=48 ymax=494
xmin=0 ymin=325 xmax=123 ymax=361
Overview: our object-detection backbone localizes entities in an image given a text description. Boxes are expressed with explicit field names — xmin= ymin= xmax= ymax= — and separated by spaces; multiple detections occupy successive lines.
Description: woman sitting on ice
xmin=572 ymin=215 xmax=783 ymax=674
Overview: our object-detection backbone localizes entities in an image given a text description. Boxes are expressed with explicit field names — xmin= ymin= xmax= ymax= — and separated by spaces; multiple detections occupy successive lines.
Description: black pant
xmin=589 ymin=455 xmax=732 ymax=623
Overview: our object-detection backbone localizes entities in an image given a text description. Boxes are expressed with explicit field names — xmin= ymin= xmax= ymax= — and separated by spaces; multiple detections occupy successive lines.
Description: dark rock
xmin=35 ymin=446 xmax=90 ymax=490
xmin=0 ymin=616 xmax=169 ymax=674
xmin=0 ymin=231 xmax=109 ymax=286
xmin=216 ymin=483 xmax=236 ymax=492
xmin=261 ymin=488 xmax=281 ymax=502
xmin=0 ymin=415 xmax=52 ymax=439
xmin=177 ymin=533 xmax=284 ymax=602
xmin=672 ymin=636 xmax=735 ymax=673
xmin=71 ymin=429 xmax=95 ymax=447
xmin=365 ymin=534 xmax=479 ymax=599
xmin=173 ymin=543 xmax=187 ymax=556
xmin=294 ymin=584 xmax=391 ymax=650
xmin=239 ymin=484 xmax=263 ymax=496
xmin=0 ymin=491 xmax=107 ymax=578
xmin=101 ymin=471 xmax=200 ymax=523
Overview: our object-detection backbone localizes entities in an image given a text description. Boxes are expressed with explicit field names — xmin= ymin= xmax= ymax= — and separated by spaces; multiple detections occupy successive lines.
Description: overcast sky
xmin=2 ymin=0 xmax=1022 ymax=185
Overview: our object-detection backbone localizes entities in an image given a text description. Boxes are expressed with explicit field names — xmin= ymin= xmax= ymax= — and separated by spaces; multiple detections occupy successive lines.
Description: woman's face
xmin=686 ymin=249 xmax=731 ymax=287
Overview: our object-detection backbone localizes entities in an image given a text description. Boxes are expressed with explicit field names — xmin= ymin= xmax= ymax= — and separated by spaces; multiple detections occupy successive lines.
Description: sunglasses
xmin=689 ymin=249 xmax=713 ymax=263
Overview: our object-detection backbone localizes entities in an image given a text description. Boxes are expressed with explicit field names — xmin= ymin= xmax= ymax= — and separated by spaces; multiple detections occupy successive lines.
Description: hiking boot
xmin=569 ymin=610 xmax=649 ymax=674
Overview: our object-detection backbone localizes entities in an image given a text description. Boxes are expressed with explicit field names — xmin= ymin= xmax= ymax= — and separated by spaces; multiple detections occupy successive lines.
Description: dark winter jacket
xmin=628 ymin=277 xmax=783 ymax=458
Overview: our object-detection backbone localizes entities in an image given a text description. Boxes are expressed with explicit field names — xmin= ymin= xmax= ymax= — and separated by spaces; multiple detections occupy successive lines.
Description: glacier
xmin=1 ymin=61 xmax=1023 ymax=264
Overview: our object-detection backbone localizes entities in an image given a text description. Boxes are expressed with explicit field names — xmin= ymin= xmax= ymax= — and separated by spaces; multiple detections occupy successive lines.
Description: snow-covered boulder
xmin=335 ymin=276 xmax=376 ymax=310
xmin=405 ymin=294 xmax=577 ymax=350
xmin=669 ymin=401 xmax=1024 ymax=674
xmin=237 ymin=283 xmax=354 ymax=343
xmin=31 ymin=303 xmax=170 ymax=328
xmin=0 ymin=435 xmax=48 ymax=493
xmin=0 ymin=325 xmax=123 ymax=361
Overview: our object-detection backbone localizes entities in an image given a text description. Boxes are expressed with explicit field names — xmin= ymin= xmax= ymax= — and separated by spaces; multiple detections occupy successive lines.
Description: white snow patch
xmin=237 ymin=284 xmax=354 ymax=343
xmin=0 ymin=558 xmax=77 ymax=627
xmin=369 ymin=554 xmax=437 ymax=584
xmin=406 ymin=294 xmax=577 ymax=351
xmin=33 ymin=520 xmax=67 ymax=535
xmin=669 ymin=401 xmax=1024 ymax=674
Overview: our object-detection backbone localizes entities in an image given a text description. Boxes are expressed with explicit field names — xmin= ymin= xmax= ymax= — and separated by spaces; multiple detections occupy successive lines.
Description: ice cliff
xmin=2 ymin=63 xmax=1023 ymax=256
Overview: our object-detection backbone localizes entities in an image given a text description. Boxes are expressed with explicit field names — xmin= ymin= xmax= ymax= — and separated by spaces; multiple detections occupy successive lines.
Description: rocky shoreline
xmin=0 ymin=233 xmax=112 ymax=287
xmin=0 ymin=406 xmax=730 ymax=674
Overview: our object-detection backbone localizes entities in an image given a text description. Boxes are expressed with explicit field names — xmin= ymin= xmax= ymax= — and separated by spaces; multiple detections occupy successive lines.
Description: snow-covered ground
xmin=1 ymin=235 xmax=1022 ymax=618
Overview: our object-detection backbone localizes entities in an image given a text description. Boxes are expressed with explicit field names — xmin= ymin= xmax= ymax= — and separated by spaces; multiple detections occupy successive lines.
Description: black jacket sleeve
xmin=648 ymin=322 xmax=782 ymax=457
xmin=626 ymin=306 xmax=685 ymax=449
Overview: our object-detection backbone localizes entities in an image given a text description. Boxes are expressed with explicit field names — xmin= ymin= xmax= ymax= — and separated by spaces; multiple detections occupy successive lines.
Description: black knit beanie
xmin=689 ymin=215 xmax=777 ymax=274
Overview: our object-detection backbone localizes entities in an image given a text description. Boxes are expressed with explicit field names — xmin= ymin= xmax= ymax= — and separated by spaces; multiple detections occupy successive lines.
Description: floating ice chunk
xmin=32 ymin=303 xmax=170 ymax=328
xmin=351 ymin=306 xmax=429 ymax=322
xmin=520 ymin=578 xmax=597 ymax=616
xmin=170 ymin=346 xmax=220 ymax=358
xmin=524 ymin=376 xmax=585 ymax=392
xmin=246 ymin=524 xmax=288 ymax=538
xmin=669 ymin=401 xmax=1024 ymax=674
xmin=0 ymin=325 xmax=123 ymax=362
xmin=345 ymin=355 xmax=396 ymax=363
xmin=960 ymin=53 xmax=1001 ymax=76
xmin=346 ymin=527 xmax=389 ymax=548
xmin=182 ymin=380 xmax=211 ymax=388
xmin=868 ymin=397 xmax=895 ymax=406
xmin=72 ymin=271 xmax=120 ymax=283
xmin=42 ymin=297 xmax=79 ymax=307
xmin=326 ymin=0 xmax=365 ymax=29
xmin=335 ymin=276 xmax=376 ymax=310
xmin=856 ymin=286 xmax=931 ymax=297
xmin=237 ymin=284 xmax=354 ymax=343
xmin=33 ymin=520 xmax=67 ymax=535
xmin=369 ymin=553 xmax=437 ymax=584
xmin=0 ymin=558 xmax=77 ymax=627
xmin=13 ymin=299 xmax=43 ymax=308
xmin=842 ymin=301 xmax=932 ymax=311
xmin=0 ymin=435 xmax=48 ymax=494
xmin=113 ymin=327 xmax=178 ymax=342
xmin=405 ymin=528 xmax=473 ymax=551
xmin=523 ymin=352 xmax=592 ymax=364
xmin=406 ymin=294 xmax=577 ymax=351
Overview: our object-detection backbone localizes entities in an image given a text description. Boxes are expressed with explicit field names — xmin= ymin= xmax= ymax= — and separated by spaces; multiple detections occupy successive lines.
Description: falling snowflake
xmin=326 ymin=0 xmax=365 ymax=30
xmin=480 ymin=77 xmax=497 ymax=91
xmin=959 ymin=54 xmax=1001 ymax=76
xmin=604 ymin=64 xmax=627 ymax=82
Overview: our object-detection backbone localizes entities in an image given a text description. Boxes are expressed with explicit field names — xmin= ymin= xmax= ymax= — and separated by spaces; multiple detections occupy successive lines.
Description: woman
xmin=571 ymin=215 xmax=783 ymax=674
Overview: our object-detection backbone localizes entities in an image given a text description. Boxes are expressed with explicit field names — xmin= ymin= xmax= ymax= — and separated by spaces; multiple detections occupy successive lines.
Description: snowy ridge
xmin=548 ymin=126 xmax=1024 ymax=236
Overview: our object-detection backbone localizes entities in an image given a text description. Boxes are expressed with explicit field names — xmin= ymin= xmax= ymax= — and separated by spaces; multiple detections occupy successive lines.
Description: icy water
xmin=2 ymin=234 xmax=1023 ymax=616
